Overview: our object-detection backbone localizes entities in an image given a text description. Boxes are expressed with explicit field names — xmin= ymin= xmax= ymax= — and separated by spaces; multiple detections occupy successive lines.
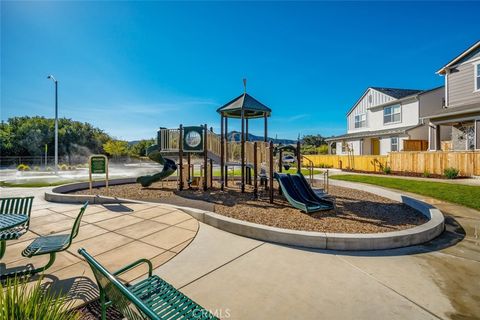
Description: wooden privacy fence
xmin=305 ymin=151 xmax=480 ymax=176
xmin=389 ymin=151 xmax=480 ymax=177
xmin=304 ymin=155 xmax=388 ymax=172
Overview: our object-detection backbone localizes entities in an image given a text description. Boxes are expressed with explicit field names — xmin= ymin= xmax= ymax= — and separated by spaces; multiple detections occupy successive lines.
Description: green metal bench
xmin=79 ymin=248 xmax=218 ymax=320
xmin=0 ymin=196 xmax=34 ymax=259
xmin=17 ymin=202 xmax=88 ymax=276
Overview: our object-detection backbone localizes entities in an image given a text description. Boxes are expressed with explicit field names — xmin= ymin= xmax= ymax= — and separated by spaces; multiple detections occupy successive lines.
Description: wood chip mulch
xmin=72 ymin=181 xmax=427 ymax=234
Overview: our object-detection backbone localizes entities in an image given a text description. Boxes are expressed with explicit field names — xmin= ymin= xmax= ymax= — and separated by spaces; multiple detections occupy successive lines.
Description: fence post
xmin=179 ymin=125 xmax=183 ymax=191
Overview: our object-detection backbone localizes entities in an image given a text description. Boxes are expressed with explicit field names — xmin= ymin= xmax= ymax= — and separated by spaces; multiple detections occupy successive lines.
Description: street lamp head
xmin=47 ymin=75 xmax=57 ymax=82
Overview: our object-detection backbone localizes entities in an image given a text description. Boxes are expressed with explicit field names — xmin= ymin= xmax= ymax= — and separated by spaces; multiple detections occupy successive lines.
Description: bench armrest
xmin=113 ymin=258 xmax=153 ymax=278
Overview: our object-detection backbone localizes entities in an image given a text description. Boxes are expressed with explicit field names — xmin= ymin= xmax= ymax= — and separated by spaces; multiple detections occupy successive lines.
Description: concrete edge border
xmin=45 ymin=178 xmax=445 ymax=250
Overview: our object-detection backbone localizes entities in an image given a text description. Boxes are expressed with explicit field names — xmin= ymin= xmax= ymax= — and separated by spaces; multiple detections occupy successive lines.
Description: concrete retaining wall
xmin=45 ymin=178 xmax=445 ymax=250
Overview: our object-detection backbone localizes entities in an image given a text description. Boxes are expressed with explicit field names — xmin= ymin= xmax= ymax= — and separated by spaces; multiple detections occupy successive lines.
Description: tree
xmin=129 ymin=139 xmax=155 ymax=157
xmin=103 ymin=140 xmax=129 ymax=158
xmin=0 ymin=116 xmax=112 ymax=161
xmin=301 ymin=134 xmax=325 ymax=147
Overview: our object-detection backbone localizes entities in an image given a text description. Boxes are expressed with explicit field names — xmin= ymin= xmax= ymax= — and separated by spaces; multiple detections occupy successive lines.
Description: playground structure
xmin=137 ymin=87 xmax=334 ymax=212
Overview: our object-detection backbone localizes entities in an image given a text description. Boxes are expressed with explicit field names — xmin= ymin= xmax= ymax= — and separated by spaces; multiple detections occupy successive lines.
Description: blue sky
xmin=1 ymin=1 xmax=479 ymax=141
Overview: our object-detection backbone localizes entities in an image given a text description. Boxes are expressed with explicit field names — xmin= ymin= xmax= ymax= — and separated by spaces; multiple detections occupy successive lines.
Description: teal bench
xmin=0 ymin=196 xmax=34 ymax=259
xmin=18 ymin=202 xmax=88 ymax=276
xmin=79 ymin=248 xmax=218 ymax=320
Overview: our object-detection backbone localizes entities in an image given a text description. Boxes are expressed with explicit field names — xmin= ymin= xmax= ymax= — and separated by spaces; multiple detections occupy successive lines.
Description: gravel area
xmin=71 ymin=181 xmax=427 ymax=233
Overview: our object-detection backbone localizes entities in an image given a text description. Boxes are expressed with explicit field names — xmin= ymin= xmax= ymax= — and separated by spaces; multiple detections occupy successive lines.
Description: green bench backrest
xmin=78 ymin=248 xmax=160 ymax=320
xmin=0 ymin=197 xmax=34 ymax=215
xmin=65 ymin=202 xmax=89 ymax=249
xmin=0 ymin=197 xmax=34 ymax=228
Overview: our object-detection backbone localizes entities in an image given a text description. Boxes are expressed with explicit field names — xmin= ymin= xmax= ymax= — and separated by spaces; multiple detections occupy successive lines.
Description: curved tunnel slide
xmin=274 ymin=172 xmax=334 ymax=213
xmin=137 ymin=145 xmax=177 ymax=187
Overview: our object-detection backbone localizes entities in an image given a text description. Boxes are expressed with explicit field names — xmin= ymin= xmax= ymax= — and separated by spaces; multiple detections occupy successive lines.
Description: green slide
xmin=136 ymin=144 xmax=177 ymax=187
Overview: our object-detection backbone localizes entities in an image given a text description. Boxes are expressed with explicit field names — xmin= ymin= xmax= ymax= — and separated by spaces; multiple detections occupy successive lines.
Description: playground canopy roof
xmin=217 ymin=93 xmax=271 ymax=119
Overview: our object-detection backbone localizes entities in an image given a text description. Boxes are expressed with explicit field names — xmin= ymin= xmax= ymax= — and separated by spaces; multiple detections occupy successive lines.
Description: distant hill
xmin=129 ymin=131 xmax=296 ymax=145
xmin=227 ymin=131 xmax=296 ymax=145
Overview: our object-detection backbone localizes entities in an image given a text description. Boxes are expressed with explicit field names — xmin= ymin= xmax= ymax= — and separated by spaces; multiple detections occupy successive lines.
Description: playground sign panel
xmin=89 ymin=155 xmax=109 ymax=192
xmin=183 ymin=126 xmax=204 ymax=152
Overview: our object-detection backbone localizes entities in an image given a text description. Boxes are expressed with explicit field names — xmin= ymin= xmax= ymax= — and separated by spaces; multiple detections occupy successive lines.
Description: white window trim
xmin=383 ymin=104 xmax=402 ymax=125
xmin=354 ymin=113 xmax=367 ymax=129
xmin=390 ymin=136 xmax=399 ymax=152
xmin=474 ymin=61 xmax=480 ymax=93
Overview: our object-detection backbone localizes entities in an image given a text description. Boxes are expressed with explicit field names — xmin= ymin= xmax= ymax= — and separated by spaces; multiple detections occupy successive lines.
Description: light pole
xmin=47 ymin=75 xmax=58 ymax=175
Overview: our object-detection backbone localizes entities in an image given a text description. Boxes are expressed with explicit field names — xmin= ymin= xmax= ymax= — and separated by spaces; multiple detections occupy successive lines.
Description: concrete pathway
xmin=0 ymin=187 xmax=199 ymax=308
xmin=2 ymin=185 xmax=479 ymax=319
xmin=156 ymin=184 xmax=480 ymax=320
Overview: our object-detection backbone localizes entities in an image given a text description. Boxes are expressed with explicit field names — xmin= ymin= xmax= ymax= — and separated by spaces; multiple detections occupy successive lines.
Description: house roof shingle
xmin=370 ymin=87 xmax=423 ymax=99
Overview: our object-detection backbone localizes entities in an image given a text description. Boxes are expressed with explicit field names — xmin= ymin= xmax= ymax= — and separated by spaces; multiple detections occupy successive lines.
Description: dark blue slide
xmin=275 ymin=173 xmax=334 ymax=213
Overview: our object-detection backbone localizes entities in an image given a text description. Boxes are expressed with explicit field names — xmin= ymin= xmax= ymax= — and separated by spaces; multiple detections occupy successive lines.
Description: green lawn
xmin=0 ymin=180 xmax=79 ymax=188
xmin=330 ymin=174 xmax=480 ymax=211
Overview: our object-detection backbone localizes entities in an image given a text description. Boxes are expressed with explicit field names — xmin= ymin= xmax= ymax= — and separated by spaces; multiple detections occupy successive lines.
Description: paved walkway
xmin=155 ymin=183 xmax=480 ymax=320
xmin=0 ymin=187 xmax=199 ymax=308
xmin=2 ymin=184 xmax=479 ymax=319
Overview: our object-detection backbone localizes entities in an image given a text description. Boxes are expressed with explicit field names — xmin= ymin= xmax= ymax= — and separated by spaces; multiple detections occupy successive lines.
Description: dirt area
xmin=71 ymin=181 xmax=427 ymax=233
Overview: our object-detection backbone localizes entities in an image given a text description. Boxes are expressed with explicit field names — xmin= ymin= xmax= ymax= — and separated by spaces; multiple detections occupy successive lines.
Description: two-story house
xmin=426 ymin=41 xmax=480 ymax=151
xmin=326 ymin=86 xmax=445 ymax=155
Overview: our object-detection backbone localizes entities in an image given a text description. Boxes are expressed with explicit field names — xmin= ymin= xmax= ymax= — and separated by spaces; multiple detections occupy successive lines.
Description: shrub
xmin=58 ymin=164 xmax=69 ymax=171
xmin=16 ymin=164 xmax=31 ymax=171
xmin=45 ymin=166 xmax=53 ymax=172
xmin=0 ymin=276 xmax=81 ymax=320
xmin=422 ymin=170 xmax=430 ymax=178
xmin=444 ymin=167 xmax=459 ymax=179
xmin=33 ymin=166 xmax=40 ymax=171
xmin=317 ymin=145 xmax=329 ymax=154
xmin=383 ymin=166 xmax=392 ymax=174
xmin=317 ymin=163 xmax=333 ymax=168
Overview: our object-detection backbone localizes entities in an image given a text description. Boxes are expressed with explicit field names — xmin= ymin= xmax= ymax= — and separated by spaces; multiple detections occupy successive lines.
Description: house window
xmin=384 ymin=104 xmax=401 ymax=124
xmin=354 ymin=114 xmax=366 ymax=128
xmin=475 ymin=63 xmax=480 ymax=92
xmin=391 ymin=137 xmax=399 ymax=152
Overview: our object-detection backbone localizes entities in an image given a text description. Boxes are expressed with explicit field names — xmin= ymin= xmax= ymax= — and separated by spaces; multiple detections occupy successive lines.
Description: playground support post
xmin=224 ymin=116 xmax=228 ymax=187
xmin=220 ymin=114 xmax=224 ymax=191
xmin=278 ymin=149 xmax=283 ymax=195
xmin=241 ymin=109 xmax=245 ymax=193
xmin=253 ymin=142 xmax=258 ymax=198
xmin=210 ymin=158 xmax=213 ymax=188
xmin=179 ymin=125 xmax=184 ymax=191
xmin=203 ymin=124 xmax=208 ymax=191
xmin=187 ymin=153 xmax=191 ymax=181
xmin=296 ymin=140 xmax=301 ymax=173
xmin=264 ymin=113 xmax=268 ymax=142
xmin=246 ymin=118 xmax=249 ymax=141
xmin=269 ymin=140 xmax=274 ymax=204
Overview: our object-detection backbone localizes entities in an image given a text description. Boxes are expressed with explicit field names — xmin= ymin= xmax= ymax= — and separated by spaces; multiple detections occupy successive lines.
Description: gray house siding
xmin=448 ymin=61 xmax=480 ymax=107
xmin=418 ymin=87 xmax=445 ymax=118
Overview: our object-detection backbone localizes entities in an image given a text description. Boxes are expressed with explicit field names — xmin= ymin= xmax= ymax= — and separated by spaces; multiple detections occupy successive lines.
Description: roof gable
xmin=437 ymin=40 xmax=480 ymax=74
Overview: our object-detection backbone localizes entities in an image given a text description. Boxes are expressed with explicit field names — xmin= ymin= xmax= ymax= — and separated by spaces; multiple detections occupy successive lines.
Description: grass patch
xmin=0 ymin=180 xmax=79 ymax=188
xmin=331 ymin=174 xmax=480 ymax=211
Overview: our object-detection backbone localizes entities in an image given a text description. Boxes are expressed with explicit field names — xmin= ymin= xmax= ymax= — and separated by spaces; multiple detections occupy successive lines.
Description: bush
xmin=58 ymin=164 xmax=69 ymax=171
xmin=0 ymin=276 xmax=81 ymax=320
xmin=45 ymin=166 xmax=53 ymax=172
xmin=317 ymin=163 xmax=333 ymax=168
xmin=33 ymin=166 xmax=40 ymax=171
xmin=318 ymin=145 xmax=329 ymax=154
xmin=422 ymin=170 xmax=430 ymax=178
xmin=383 ymin=166 xmax=392 ymax=174
xmin=16 ymin=164 xmax=31 ymax=171
xmin=444 ymin=167 xmax=459 ymax=179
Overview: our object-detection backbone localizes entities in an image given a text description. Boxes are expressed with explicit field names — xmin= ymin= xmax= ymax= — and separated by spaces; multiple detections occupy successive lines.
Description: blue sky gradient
xmin=1 ymin=1 xmax=479 ymax=140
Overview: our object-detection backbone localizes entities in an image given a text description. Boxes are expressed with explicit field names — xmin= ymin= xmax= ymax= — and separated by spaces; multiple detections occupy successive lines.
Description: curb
xmin=45 ymin=178 xmax=445 ymax=250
